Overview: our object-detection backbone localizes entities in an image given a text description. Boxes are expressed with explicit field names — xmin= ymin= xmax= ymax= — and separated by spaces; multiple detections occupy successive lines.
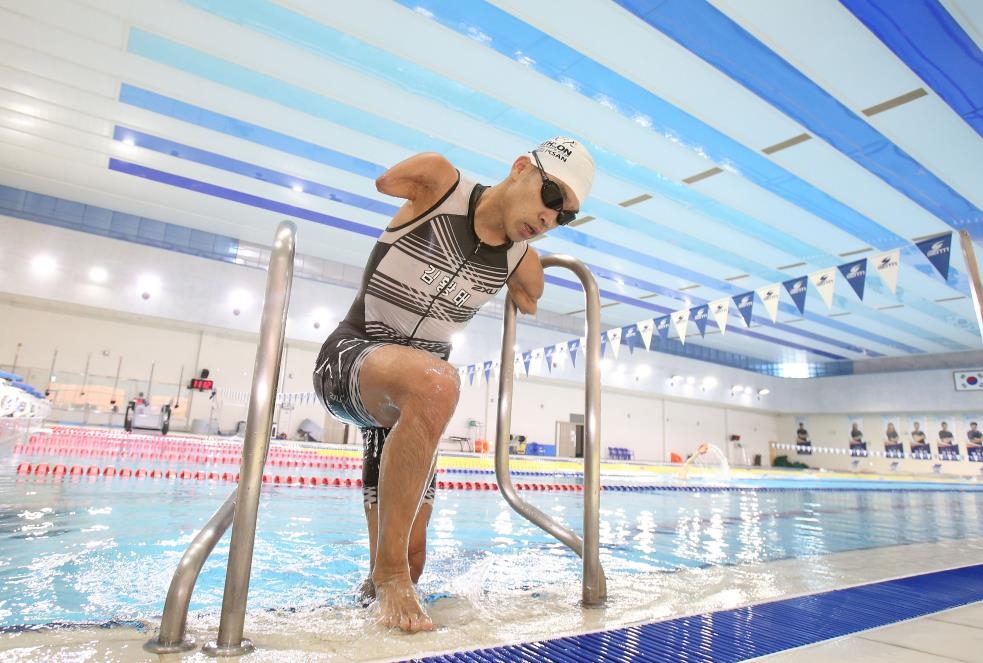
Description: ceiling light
xmin=731 ymin=384 xmax=743 ymax=394
xmin=31 ymin=254 xmax=57 ymax=276
xmin=757 ymin=388 xmax=770 ymax=396
xmin=686 ymin=376 xmax=696 ymax=385
xmin=292 ymin=184 xmax=303 ymax=192
xmin=88 ymin=266 xmax=108 ymax=283
xmin=312 ymin=307 xmax=331 ymax=330
xmin=137 ymin=274 xmax=161 ymax=299
xmin=228 ymin=289 xmax=252 ymax=312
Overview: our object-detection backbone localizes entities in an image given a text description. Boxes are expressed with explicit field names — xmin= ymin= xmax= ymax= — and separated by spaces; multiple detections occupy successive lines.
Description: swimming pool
xmin=3 ymin=427 xmax=983 ymax=661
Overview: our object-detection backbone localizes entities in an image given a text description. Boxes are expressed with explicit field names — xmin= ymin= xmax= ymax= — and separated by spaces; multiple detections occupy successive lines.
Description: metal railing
xmin=494 ymin=254 xmax=606 ymax=606
xmin=144 ymin=220 xmax=297 ymax=656
xmin=959 ymin=230 xmax=983 ymax=345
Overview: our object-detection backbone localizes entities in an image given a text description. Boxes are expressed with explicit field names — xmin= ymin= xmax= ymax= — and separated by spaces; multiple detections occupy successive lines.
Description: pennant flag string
xmin=454 ymin=234 xmax=949 ymax=383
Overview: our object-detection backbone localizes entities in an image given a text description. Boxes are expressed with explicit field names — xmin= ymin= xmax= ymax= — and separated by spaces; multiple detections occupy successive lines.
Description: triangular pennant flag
xmin=606 ymin=327 xmax=622 ymax=359
xmin=756 ymin=284 xmax=782 ymax=323
xmin=467 ymin=364 xmax=477 ymax=386
xmin=783 ymin=277 xmax=808 ymax=315
xmin=521 ymin=351 xmax=532 ymax=376
xmin=689 ymin=304 xmax=710 ymax=338
xmin=638 ymin=319 xmax=654 ymax=350
xmin=531 ymin=348 xmax=544 ymax=374
xmin=915 ymin=233 xmax=952 ymax=281
xmin=809 ymin=268 xmax=837 ymax=310
xmin=600 ymin=331 xmax=608 ymax=358
xmin=672 ymin=308 xmax=690 ymax=344
xmin=870 ymin=249 xmax=901 ymax=294
xmin=655 ymin=315 xmax=672 ymax=341
xmin=483 ymin=360 xmax=494 ymax=383
xmin=709 ymin=298 xmax=730 ymax=335
xmin=552 ymin=343 xmax=567 ymax=370
xmin=543 ymin=346 xmax=554 ymax=373
xmin=622 ymin=324 xmax=640 ymax=354
xmin=733 ymin=292 xmax=754 ymax=327
xmin=567 ymin=338 xmax=580 ymax=368
xmin=838 ymin=258 xmax=867 ymax=301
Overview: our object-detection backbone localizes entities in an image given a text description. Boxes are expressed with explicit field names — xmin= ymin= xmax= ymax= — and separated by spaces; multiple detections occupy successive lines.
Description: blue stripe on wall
xmin=0 ymin=185 xmax=239 ymax=261
xmin=841 ymin=0 xmax=983 ymax=139
xmin=616 ymin=0 xmax=983 ymax=235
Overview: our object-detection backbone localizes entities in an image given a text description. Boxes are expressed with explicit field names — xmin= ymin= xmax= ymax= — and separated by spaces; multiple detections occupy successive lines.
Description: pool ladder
xmin=495 ymin=254 xmax=607 ymax=607
xmin=144 ymin=232 xmax=607 ymax=655
xmin=145 ymin=220 xmax=296 ymax=657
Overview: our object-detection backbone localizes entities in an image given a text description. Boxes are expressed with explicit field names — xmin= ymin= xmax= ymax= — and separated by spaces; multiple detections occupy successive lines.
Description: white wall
xmin=0 ymin=299 xmax=330 ymax=438
xmin=2 ymin=296 xmax=979 ymax=472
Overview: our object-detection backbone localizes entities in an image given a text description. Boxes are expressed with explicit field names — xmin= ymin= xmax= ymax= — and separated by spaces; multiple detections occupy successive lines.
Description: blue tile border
xmin=408 ymin=564 xmax=983 ymax=662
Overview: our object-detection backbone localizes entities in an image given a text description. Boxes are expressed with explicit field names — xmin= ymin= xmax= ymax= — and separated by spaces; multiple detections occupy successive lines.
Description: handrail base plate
xmin=143 ymin=637 xmax=197 ymax=654
xmin=202 ymin=638 xmax=255 ymax=657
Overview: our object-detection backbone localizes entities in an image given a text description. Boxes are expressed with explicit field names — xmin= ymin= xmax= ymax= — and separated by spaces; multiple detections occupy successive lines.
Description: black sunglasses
xmin=531 ymin=150 xmax=578 ymax=226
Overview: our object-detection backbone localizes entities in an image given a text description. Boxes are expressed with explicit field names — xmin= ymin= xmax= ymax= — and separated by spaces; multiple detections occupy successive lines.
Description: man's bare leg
xmin=360 ymin=501 xmax=434 ymax=600
xmin=356 ymin=346 xmax=459 ymax=631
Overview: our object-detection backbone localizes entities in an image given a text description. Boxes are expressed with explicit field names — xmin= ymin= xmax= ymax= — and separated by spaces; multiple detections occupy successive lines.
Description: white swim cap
xmin=532 ymin=137 xmax=595 ymax=208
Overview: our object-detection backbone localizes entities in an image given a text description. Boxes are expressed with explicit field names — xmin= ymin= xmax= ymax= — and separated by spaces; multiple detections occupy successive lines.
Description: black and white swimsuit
xmin=314 ymin=172 xmax=528 ymax=428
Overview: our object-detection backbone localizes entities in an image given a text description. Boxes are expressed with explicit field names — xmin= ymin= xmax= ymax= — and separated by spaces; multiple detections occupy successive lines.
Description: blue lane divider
xmin=410 ymin=564 xmax=983 ymax=662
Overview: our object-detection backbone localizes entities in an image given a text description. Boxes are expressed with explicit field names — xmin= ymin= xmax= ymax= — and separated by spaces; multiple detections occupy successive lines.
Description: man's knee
xmin=407 ymin=363 xmax=460 ymax=422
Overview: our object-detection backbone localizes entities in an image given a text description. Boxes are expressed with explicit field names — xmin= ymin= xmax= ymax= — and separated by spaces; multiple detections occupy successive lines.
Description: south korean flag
xmin=954 ymin=370 xmax=983 ymax=391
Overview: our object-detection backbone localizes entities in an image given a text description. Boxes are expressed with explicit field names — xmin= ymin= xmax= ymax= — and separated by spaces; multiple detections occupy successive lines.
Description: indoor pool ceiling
xmin=1 ymin=0 xmax=982 ymax=374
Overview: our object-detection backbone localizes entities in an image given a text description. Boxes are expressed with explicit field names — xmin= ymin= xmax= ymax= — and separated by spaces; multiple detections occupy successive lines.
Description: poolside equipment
xmin=496 ymin=254 xmax=607 ymax=607
xmin=145 ymin=220 xmax=296 ymax=656
xmin=124 ymin=399 xmax=172 ymax=435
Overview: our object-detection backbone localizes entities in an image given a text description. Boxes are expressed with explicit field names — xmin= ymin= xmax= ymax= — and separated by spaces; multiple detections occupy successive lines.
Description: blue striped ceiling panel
xmin=1 ymin=0 xmax=980 ymax=372
xmin=113 ymin=82 xmax=971 ymax=356
xmin=842 ymin=0 xmax=983 ymax=139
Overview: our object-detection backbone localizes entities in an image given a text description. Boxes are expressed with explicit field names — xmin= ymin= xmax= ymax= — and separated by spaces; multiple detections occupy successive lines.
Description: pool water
xmin=3 ymin=469 xmax=983 ymax=629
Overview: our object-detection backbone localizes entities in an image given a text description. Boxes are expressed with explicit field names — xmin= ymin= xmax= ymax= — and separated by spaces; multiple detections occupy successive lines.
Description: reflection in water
xmin=2 ymin=473 xmax=983 ymax=629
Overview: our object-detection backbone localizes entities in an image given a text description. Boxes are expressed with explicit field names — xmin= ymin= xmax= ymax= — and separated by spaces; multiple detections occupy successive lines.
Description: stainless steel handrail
xmin=494 ymin=254 xmax=606 ymax=606
xmin=144 ymin=220 xmax=297 ymax=656
xmin=959 ymin=230 xmax=983 ymax=345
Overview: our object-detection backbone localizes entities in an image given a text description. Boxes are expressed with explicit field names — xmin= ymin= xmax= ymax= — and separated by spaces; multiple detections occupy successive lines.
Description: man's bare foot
xmin=358 ymin=576 xmax=376 ymax=604
xmin=371 ymin=576 xmax=433 ymax=632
